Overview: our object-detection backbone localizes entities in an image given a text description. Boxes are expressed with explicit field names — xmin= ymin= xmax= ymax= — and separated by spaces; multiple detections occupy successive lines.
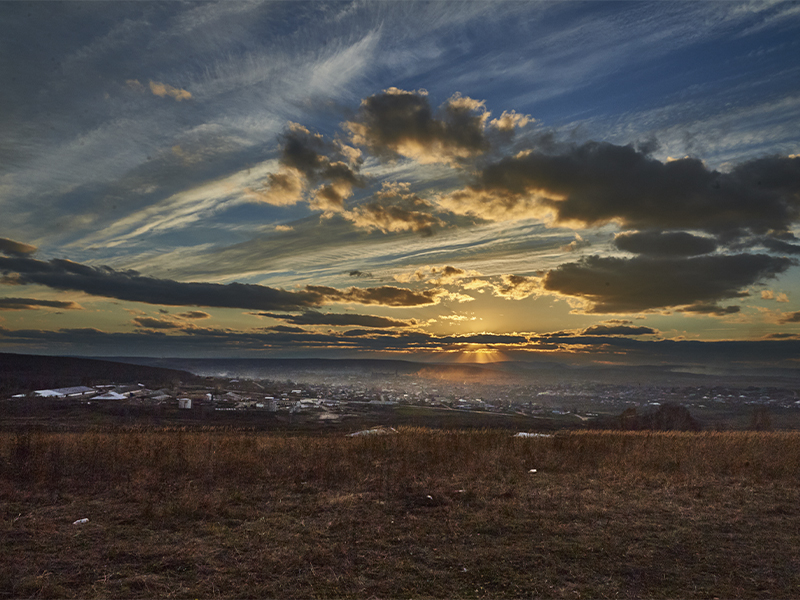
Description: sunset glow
xmin=1 ymin=1 xmax=799 ymax=371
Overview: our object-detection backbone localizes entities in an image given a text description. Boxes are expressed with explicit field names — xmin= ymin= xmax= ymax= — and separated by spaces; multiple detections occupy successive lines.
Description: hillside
xmin=0 ymin=353 xmax=196 ymax=395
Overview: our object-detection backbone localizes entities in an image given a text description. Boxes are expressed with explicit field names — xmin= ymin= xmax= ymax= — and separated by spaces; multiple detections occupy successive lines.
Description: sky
xmin=1 ymin=0 xmax=800 ymax=370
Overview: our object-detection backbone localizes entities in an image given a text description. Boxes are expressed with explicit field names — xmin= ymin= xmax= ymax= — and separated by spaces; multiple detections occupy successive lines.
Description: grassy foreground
xmin=2 ymin=428 xmax=800 ymax=598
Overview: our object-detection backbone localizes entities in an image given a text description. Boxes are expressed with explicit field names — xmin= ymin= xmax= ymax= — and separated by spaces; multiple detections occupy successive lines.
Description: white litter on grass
xmin=529 ymin=469 xmax=538 ymax=473
xmin=72 ymin=518 xmax=89 ymax=525
xmin=514 ymin=432 xmax=553 ymax=438
xmin=347 ymin=427 xmax=398 ymax=437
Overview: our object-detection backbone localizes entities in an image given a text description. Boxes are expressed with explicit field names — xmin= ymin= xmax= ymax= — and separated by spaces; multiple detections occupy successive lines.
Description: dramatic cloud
xmin=0 ymin=255 xmax=451 ymax=311
xmin=345 ymin=88 xmax=491 ymax=165
xmin=779 ymin=311 xmax=800 ymax=324
xmin=614 ymin=231 xmax=718 ymax=257
xmin=139 ymin=311 xmax=212 ymax=327
xmin=255 ymin=123 xmax=364 ymax=210
xmin=343 ymin=182 xmax=445 ymax=235
xmin=492 ymin=274 xmax=541 ymax=300
xmin=455 ymin=273 xmax=541 ymax=300
xmin=395 ymin=265 xmax=478 ymax=286
xmin=0 ymin=238 xmax=37 ymax=257
xmin=759 ymin=235 xmax=800 ymax=255
xmin=304 ymin=285 xmax=460 ymax=307
xmin=681 ymin=303 xmax=741 ymax=316
xmin=542 ymin=254 xmax=794 ymax=313
xmin=489 ymin=110 xmax=532 ymax=132
xmin=256 ymin=311 xmax=414 ymax=329
xmin=0 ymin=297 xmax=81 ymax=311
xmin=763 ymin=333 xmax=800 ymax=340
xmin=177 ymin=311 xmax=211 ymax=320
xmin=133 ymin=316 xmax=182 ymax=330
xmin=0 ymin=255 xmax=319 ymax=311
xmin=250 ymin=169 xmax=306 ymax=206
xmin=581 ymin=323 xmax=657 ymax=336
xmin=440 ymin=144 xmax=800 ymax=234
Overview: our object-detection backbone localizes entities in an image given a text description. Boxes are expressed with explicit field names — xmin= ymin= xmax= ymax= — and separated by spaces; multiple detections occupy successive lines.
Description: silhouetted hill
xmin=0 ymin=353 xmax=195 ymax=395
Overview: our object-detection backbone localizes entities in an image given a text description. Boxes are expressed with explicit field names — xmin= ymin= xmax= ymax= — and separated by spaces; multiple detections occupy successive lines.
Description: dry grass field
xmin=2 ymin=428 xmax=800 ymax=598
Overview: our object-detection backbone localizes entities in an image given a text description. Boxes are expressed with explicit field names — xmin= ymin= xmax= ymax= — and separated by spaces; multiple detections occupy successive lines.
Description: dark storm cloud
xmin=542 ymin=253 xmax=794 ymax=313
xmin=614 ymin=231 xmax=718 ymax=257
xmin=256 ymin=123 xmax=365 ymax=210
xmin=345 ymin=183 xmax=445 ymax=236
xmin=256 ymin=310 xmax=414 ymax=329
xmin=265 ymin=325 xmax=308 ymax=333
xmin=346 ymin=88 xmax=491 ymax=165
xmin=444 ymin=144 xmax=800 ymax=235
xmin=0 ymin=255 xmax=445 ymax=310
xmin=279 ymin=125 xmax=362 ymax=185
xmin=759 ymin=235 xmax=800 ymax=255
xmin=133 ymin=316 xmax=182 ymax=329
xmin=779 ymin=311 xmax=800 ymax=324
xmin=304 ymin=285 xmax=446 ymax=307
xmin=177 ymin=311 xmax=211 ymax=319
xmin=0 ymin=238 xmax=37 ymax=256
xmin=0 ymin=297 xmax=81 ymax=311
xmin=680 ymin=303 xmax=741 ymax=316
xmin=580 ymin=324 xmax=657 ymax=336
xmin=0 ymin=255 xmax=321 ymax=310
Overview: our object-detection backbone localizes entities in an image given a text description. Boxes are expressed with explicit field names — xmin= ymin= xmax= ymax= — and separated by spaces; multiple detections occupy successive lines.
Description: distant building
xmin=178 ymin=398 xmax=192 ymax=409
xmin=31 ymin=386 xmax=96 ymax=399
xmin=92 ymin=391 xmax=127 ymax=400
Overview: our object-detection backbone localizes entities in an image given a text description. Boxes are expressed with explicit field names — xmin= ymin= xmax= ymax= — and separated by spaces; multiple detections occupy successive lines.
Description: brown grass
xmin=2 ymin=428 xmax=800 ymax=598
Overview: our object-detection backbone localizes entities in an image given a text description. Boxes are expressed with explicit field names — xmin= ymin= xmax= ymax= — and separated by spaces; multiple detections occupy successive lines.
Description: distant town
xmin=7 ymin=368 xmax=800 ymax=430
